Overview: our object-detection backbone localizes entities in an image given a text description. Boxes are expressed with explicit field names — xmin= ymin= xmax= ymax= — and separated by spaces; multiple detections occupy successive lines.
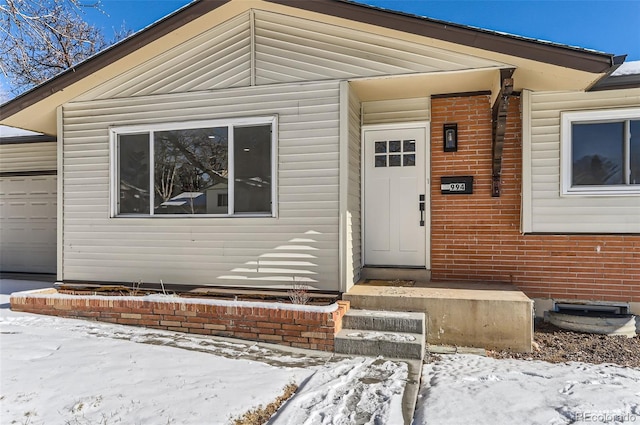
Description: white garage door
xmin=0 ymin=175 xmax=57 ymax=273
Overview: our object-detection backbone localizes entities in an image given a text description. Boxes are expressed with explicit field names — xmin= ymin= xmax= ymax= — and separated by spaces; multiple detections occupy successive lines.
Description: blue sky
xmin=88 ymin=0 xmax=639 ymax=60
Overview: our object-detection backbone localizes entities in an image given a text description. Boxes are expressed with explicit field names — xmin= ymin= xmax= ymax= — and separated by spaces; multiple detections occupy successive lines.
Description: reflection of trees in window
xmin=572 ymin=122 xmax=624 ymax=186
xmin=573 ymin=154 xmax=623 ymax=186
xmin=119 ymin=134 xmax=150 ymax=214
xmin=234 ymin=125 xmax=271 ymax=214
xmin=154 ymin=127 xmax=228 ymax=214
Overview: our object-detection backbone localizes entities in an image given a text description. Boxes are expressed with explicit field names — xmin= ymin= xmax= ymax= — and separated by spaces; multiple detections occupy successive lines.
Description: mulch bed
xmin=489 ymin=321 xmax=640 ymax=368
xmin=57 ymin=285 xmax=338 ymax=306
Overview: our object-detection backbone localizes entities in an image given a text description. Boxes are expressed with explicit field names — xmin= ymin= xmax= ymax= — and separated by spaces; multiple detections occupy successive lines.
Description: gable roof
xmin=0 ymin=0 xmax=621 ymax=133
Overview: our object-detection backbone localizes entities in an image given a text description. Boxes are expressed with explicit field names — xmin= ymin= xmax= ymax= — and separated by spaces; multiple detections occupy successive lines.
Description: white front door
xmin=363 ymin=125 xmax=429 ymax=267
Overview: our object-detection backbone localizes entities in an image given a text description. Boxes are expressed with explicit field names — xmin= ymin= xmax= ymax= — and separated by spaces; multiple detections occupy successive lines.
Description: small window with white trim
xmin=561 ymin=108 xmax=640 ymax=195
xmin=111 ymin=117 xmax=277 ymax=217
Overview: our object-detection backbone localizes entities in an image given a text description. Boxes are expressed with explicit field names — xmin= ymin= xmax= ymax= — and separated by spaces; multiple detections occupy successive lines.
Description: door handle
xmin=419 ymin=194 xmax=425 ymax=227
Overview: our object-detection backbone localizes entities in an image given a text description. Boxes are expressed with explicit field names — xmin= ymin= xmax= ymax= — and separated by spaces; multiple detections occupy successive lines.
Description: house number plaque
xmin=440 ymin=176 xmax=474 ymax=195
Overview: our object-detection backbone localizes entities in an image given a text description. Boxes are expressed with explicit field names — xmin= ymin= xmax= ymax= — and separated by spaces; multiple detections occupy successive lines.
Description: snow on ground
xmin=414 ymin=354 xmax=640 ymax=425
xmin=272 ymin=357 xmax=406 ymax=424
xmin=1 ymin=310 xmax=313 ymax=424
xmin=0 ymin=280 xmax=408 ymax=425
xmin=2 ymin=279 xmax=640 ymax=425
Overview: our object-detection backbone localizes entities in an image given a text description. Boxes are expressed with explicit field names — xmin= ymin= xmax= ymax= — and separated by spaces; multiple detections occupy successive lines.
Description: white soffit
xmin=350 ymin=68 xmax=501 ymax=101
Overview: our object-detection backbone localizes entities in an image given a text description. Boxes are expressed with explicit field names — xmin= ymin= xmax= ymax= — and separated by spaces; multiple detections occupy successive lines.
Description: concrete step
xmin=342 ymin=309 xmax=425 ymax=334
xmin=335 ymin=329 xmax=425 ymax=359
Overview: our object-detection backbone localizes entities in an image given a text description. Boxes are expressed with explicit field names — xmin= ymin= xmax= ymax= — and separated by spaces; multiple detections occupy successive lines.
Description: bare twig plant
xmin=288 ymin=279 xmax=310 ymax=305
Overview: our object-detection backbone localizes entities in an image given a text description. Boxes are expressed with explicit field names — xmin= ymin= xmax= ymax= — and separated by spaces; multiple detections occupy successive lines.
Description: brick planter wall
xmin=430 ymin=94 xmax=640 ymax=303
xmin=10 ymin=289 xmax=350 ymax=352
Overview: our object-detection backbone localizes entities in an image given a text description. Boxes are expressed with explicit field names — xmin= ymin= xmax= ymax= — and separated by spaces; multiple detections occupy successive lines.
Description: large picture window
xmin=561 ymin=108 xmax=640 ymax=195
xmin=112 ymin=117 xmax=276 ymax=216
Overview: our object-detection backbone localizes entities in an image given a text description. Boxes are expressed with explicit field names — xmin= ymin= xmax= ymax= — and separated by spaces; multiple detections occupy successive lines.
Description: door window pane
xmin=375 ymin=156 xmax=387 ymax=167
xmin=375 ymin=141 xmax=387 ymax=153
xmin=389 ymin=140 xmax=401 ymax=152
xmin=403 ymin=154 xmax=415 ymax=167
xmin=572 ymin=122 xmax=624 ymax=185
xmin=119 ymin=134 xmax=150 ymax=214
xmin=403 ymin=140 xmax=415 ymax=152
xmin=154 ymin=127 xmax=228 ymax=214
xmin=234 ymin=125 xmax=272 ymax=214
xmin=389 ymin=155 xmax=401 ymax=167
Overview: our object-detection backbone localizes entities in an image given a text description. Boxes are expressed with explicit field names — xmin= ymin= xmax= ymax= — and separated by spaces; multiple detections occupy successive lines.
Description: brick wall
xmin=10 ymin=290 xmax=350 ymax=351
xmin=430 ymin=94 xmax=640 ymax=303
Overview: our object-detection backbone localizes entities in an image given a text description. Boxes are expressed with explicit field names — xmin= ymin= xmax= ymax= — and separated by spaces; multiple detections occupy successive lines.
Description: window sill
xmin=113 ymin=213 xmax=275 ymax=218
xmin=562 ymin=186 xmax=640 ymax=197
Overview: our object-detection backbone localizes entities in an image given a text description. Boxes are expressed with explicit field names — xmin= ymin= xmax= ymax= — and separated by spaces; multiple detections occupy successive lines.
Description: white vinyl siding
xmin=347 ymin=85 xmax=362 ymax=287
xmin=0 ymin=142 xmax=57 ymax=173
xmin=62 ymin=81 xmax=341 ymax=290
xmin=526 ymin=88 xmax=640 ymax=233
xmin=362 ymin=98 xmax=430 ymax=125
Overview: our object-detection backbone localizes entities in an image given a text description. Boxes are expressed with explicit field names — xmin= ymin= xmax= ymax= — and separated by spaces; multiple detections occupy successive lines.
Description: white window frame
xmin=109 ymin=116 xmax=278 ymax=218
xmin=561 ymin=107 xmax=640 ymax=196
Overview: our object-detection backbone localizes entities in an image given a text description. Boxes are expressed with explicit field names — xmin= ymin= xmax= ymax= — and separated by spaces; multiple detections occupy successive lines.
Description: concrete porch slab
xmin=343 ymin=281 xmax=533 ymax=352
